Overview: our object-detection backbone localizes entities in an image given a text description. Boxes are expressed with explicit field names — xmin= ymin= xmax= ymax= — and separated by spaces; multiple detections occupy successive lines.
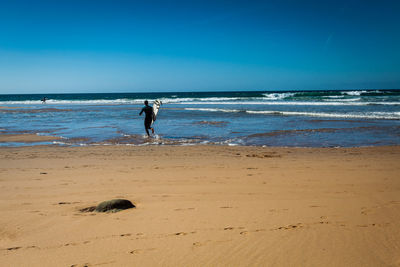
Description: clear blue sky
xmin=0 ymin=0 xmax=399 ymax=93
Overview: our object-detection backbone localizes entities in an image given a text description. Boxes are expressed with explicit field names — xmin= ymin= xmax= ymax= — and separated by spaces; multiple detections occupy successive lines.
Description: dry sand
xmin=0 ymin=145 xmax=399 ymax=266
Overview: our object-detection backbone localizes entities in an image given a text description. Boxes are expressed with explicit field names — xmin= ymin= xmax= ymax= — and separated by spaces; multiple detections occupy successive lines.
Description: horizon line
xmin=1 ymin=88 xmax=400 ymax=96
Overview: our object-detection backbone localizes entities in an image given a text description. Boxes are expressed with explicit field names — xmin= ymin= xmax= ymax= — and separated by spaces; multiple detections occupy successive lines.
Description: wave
xmin=184 ymin=107 xmax=400 ymax=119
xmin=163 ymin=95 xmax=297 ymax=103
xmin=0 ymin=97 xmax=264 ymax=105
xmin=292 ymin=90 xmax=399 ymax=97
xmin=324 ymin=98 xmax=361 ymax=102
xmin=343 ymin=90 xmax=368 ymax=96
xmin=0 ymin=96 xmax=281 ymax=105
xmin=179 ymin=101 xmax=399 ymax=106
xmin=246 ymin=110 xmax=400 ymax=120
xmin=262 ymin=92 xmax=295 ymax=100
xmin=184 ymin=108 xmax=242 ymax=113
xmin=1 ymin=99 xmax=398 ymax=107
xmin=162 ymin=97 xmax=246 ymax=103
xmin=0 ymin=90 xmax=398 ymax=106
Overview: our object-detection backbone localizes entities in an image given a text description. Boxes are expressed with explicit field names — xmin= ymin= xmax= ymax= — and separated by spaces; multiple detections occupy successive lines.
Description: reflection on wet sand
xmin=0 ymin=134 xmax=61 ymax=143
xmin=246 ymin=126 xmax=400 ymax=138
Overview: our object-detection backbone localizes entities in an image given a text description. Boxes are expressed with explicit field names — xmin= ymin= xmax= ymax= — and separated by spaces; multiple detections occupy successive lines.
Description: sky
xmin=0 ymin=0 xmax=399 ymax=93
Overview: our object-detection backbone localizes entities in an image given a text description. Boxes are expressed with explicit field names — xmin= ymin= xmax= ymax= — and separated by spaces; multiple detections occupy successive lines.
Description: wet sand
xmin=0 ymin=145 xmax=400 ymax=266
xmin=0 ymin=134 xmax=61 ymax=143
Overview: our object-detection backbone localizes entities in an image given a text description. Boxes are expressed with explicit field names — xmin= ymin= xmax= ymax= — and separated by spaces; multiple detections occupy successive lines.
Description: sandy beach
xmin=0 ymin=144 xmax=400 ymax=266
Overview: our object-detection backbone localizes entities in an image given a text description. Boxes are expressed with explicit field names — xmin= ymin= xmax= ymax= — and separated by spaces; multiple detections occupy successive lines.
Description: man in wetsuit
xmin=139 ymin=100 xmax=155 ymax=136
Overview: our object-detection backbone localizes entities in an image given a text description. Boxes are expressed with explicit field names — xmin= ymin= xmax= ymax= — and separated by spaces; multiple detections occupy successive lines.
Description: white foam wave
xmin=165 ymin=95 xmax=294 ymax=103
xmin=0 ymin=95 xmax=398 ymax=106
xmin=246 ymin=110 xmax=400 ymax=120
xmin=343 ymin=90 xmax=368 ymax=96
xmin=0 ymin=97 xmax=254 ymax=105
xmin=52 ymin=141 xmax=68 ymax=145
xmin=262 ymin=92 xmax=295 ymax=100
xmin=184 ymin=108 xmax=242 ymax=113
xmin=324 ymin=98 xmax=361 ymax=102
xmin=179 ymin=101 xmax=399 ymax=106
xmin=185 ymin=108 xmax=400 ymax=119
xmin=160 ymin=97 xmax=242 ymax=103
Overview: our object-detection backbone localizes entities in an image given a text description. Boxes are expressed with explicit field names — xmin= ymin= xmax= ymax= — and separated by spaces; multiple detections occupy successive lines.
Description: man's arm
xmin=139 ymin=108 xmax=144 ymax=115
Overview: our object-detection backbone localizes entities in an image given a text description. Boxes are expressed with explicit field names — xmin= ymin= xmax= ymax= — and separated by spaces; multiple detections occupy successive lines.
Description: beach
xmin=1 ymin=143 xmax=400 ymax=266
xmin=2 ymin=0 xmax=400 ymax=265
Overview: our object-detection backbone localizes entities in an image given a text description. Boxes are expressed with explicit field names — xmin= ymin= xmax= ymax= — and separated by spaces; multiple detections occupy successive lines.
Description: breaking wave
xmin=185 ymin=107 xmax=400 ymax=120
xmin=246 ymin=110 xmax=400 ymax=120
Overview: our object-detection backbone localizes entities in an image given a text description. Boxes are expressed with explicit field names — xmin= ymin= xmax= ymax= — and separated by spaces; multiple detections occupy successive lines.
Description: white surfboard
xmin=152 ymin=99 xmax=162 ymax=125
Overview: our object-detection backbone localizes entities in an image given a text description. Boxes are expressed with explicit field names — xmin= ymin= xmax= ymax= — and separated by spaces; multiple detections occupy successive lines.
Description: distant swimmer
xmin=41 ymin=97 xmax=48 ymax=104
xmin=139 ymin=100 xmax=155 ymax=136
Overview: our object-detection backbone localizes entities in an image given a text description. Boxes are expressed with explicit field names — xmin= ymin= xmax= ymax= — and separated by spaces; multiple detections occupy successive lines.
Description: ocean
xmin=1 ymin=90 xmax=399 ymax=147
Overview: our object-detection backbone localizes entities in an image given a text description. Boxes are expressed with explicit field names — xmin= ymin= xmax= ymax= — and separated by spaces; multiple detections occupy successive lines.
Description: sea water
xmin=0 ymin=90 xmax=399 ymax=147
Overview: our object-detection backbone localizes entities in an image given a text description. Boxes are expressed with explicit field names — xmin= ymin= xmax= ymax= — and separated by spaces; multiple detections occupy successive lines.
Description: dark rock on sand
xmin=94 ymin=199 xmax=135 ymax=213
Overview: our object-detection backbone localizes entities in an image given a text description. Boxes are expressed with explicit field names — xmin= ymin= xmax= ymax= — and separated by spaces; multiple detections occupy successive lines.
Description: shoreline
xmin=1 ymin=145 xmax=400 ymax=266
xmin=1 ymin=132 xmax=400 ymax=149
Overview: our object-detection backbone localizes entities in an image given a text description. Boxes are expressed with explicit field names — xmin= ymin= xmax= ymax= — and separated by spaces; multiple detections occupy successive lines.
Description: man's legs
xmin=145 ymin=119 xmax=152 ymax=137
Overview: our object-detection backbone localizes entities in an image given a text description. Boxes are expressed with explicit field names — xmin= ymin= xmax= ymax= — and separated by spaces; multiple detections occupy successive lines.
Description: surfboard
xmin=152 ymin=99 xmax=162 ymax=125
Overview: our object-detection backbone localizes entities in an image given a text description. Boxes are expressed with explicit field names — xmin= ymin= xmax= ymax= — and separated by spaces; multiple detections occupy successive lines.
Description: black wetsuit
xmin=140 ymin=105 xmax=154 ymax=129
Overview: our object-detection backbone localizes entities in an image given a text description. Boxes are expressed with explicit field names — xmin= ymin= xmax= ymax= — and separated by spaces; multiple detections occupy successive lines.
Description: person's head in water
xmin=144 ymin=100 xmax=149 ymax=106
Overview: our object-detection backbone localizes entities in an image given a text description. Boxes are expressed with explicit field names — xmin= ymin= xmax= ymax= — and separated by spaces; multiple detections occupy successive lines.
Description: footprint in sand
xmin=58 ymin=202 xmax=71 ymax=205
xmin=269 ymin=208 xmax=289 ymax=213
xmin=240 ymin=229 xmax=266 ymax=235
xmin=173 ymin=231 xmax=196 ymax=237
xmin=129 ymin=249 xmax=143 ymax=255
xmin=176 ymin=231 xmax=195 ymax=236
xmin=174 ymin=207 xmax=195 ymax=211
xmin=120 ymin=233 xmax=132 ymax=237
xmin=356 ymin=223 xmax=390 ymax=228
xmin=175 ymin=232 xmax=188 ymax=236
xmin=6 ymin=246 xmax=22 ymax=251
xmin=193 ymin=239 xmax=230 ymax=247
xmin=361 ymin=207 xmax=372 ymax=215
xmin=64 ymin=242 xmax=78 ymax=247
xmin=129 ymin=248 xmax=156 ymax=255
xmin=274 ymin=223 xmax=304 ymax=230
xmin=70 ymin=263 xmax=90 ymax=267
